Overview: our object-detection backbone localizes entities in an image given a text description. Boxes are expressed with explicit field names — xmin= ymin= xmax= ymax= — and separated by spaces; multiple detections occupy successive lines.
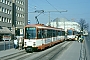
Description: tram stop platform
xmin=0 ymin=41 xmax=85 ymax=60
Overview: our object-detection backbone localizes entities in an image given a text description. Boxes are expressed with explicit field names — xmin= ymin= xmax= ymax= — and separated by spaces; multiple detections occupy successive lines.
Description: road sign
xmin=28 ymin=20 xmax=30 ymax=24
xmin=20 ymin=29 xmax=23 ymax=35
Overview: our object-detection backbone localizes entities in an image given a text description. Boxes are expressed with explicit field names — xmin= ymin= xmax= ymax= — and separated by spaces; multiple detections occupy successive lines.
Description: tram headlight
xmin=24 ymin=42 xmax=27 ymax=46
xmin=33 ymin=42 xmax=36 ymax=46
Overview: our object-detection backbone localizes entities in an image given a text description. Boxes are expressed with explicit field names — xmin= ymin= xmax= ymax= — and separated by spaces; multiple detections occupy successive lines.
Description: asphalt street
xmin=0 ymin=35 xmax=90 ymax=60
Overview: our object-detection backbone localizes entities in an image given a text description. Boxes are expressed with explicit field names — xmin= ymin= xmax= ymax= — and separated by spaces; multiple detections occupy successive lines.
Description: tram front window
xmin=67 ymin=30 xmax=73 ymax=35
xmin=25 ymin=27 xmax=36 ymax=39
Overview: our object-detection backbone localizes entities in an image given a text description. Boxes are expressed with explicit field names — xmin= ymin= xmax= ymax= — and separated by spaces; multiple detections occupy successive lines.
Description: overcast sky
xmin=28 ymin=0 xmax=90 ymax=29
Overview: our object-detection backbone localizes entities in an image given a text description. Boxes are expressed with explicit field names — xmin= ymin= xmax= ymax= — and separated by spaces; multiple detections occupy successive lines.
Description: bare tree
xmin=79 ymin=19 xmax=89 ymax=31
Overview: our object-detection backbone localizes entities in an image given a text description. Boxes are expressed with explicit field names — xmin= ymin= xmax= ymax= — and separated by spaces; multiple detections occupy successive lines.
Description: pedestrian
xmin=14 ymin=37 xmax=18 ymax=49
xmin=19 ymin=37 xmax=23 ymax=50
xmin=78 ymin=34 xmax=81 ymax=42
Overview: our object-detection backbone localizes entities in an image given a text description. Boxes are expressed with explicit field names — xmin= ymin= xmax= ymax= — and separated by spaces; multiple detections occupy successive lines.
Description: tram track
xmin=0 ymin=50 xmax=26 ymax=60
xmin=31 ymin=41 xmax=72 ymax=60
xmin=0 ymin=41 xmax=72 ymax=60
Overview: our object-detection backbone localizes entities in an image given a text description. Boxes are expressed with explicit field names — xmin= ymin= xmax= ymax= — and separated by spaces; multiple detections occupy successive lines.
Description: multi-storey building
xmin=46 ymin=18 xmax=81 ymax=32
xmin=0 ymin=0 xmax=28 ymax=36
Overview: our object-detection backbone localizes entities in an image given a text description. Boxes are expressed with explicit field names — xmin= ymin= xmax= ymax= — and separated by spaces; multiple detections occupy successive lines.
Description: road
xmin=0 ymin=35 xmax=90 ymax=60
xmin=0 ymin=41 xmax=13 ymax=51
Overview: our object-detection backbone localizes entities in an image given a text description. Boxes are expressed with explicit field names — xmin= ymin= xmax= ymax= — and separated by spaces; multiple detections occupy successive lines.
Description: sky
xmin=28 ymin=0 xmax=90 ymax=27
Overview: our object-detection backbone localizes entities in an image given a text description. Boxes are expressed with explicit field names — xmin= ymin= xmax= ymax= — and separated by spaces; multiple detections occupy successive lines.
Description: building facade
xmin=0 ymin=0 xmax=28 ymax=36
xmin=46 ymin=18 xmax=81 ymax=32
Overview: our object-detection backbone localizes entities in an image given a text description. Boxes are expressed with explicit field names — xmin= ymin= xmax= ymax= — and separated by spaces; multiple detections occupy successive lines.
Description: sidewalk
xmin=0 ymin=48 xmax=24 ymax=58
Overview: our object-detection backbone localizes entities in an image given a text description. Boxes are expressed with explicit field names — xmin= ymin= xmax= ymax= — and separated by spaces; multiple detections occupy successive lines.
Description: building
xmin=46 ymin=18 xmax=81 ymax=32
xmin=0 ymin=0 xmax=28 ymax=37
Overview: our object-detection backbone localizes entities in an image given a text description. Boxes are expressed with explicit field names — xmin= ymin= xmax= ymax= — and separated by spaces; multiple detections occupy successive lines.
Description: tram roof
xmin=25 ymin=24 xmax=63 ymax=30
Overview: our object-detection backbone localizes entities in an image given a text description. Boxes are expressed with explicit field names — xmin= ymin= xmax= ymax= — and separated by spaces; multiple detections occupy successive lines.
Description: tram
xmin=66 ymin=28 xmax=78 ymax=41
xmin=24 ymin=24 xmax=65 ymax=52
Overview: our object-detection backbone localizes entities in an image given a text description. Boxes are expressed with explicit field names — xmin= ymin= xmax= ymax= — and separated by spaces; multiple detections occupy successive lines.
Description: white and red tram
xmin=24 ymin=24 xmax=65 ymax=52
xmin=66 ymin=28 xmax=78 ymax=41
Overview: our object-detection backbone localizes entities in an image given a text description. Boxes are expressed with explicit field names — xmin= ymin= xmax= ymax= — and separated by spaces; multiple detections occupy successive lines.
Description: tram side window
xmin=44 ymin=30 xmax=47 ymax=38
xmin=42 ymin=29 xmax=47 ymax=38
xmin=53 ymin=30 xmax=55 ymax=37
xmin=47 ymin=30 xmax=50 ymax=38
xmin=73 ymin=31 xmax=77 ymax=35
xmin=62 ymin=31 xmax=65 ymax=36
xmin=58 ymin=31 xmax=62 ymax=36
xmin=60 ymin=31 xmax=62 ymax=36
xmin=49 ymin=29 xmax=52 ymax=37
xmin=56 ymin=30 xmax=58 ymax=36
xmin=37 ymin=29 xmax=42 ymax=39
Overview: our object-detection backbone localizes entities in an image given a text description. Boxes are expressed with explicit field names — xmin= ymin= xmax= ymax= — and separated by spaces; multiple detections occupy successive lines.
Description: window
xmin=10 ymin=10 xmax=11 ymax=14
xmin=0 ymin=0 xmax=2 ymax=2
xmin=4 ymin=8 xmax=6 ymax=13
xmin=22 ymin=8 xmax=24 ymax=11
xmin=2 ymin=7 xmax=4 ymax=12
xmin=2 ymin=0 xmax=5 ymax=3
xmin=42 ymin=29 xmax=47 ymax=38
xmin=47 ymin=29 xmax=52 ymax=38
xmin=25 ymin=27 xmax=36 ymax=39
xmin=22 ymin=2 xmax=24 ymax=5
xmin=9 ymin=19 xmax=11 ymax=23
xmin=18 ymin=1 xmax=19 ymax=4
xmin=22 ymin=14 xmax=24 ymax=18
xmin=7 ymin=9 xmax=9 ymax=14
xmin=53 ymin=30 xmax=56 ymax=37
xmin=5 ymin=18 xmax=7 ymax=22
xmin=16 ymin=21 xmax=17 ymax=24
xmin=10 ymin=2 xmax=12 ymax=6
xmin=16 ymin=6 xmax=17 ymax=9
xmin=20 ymin=7 xmax=21 ymax=11
xmin=20 ymin=21 xmax=22 ymax=25
xmin=18 ymin=6 xmax=19 ymax=10
xmin=16 ymin=0 xmax=17 ymax=3
xmin=37 ymin=29 xmax=42 ymax=39
xmin=7 ymin=1 xmax=9 ymax=5
xmin=6 ymin=0 xmax=7 ymax=4
xmin=67 ymin=30 xmax=73 ymax=35
xmin=62 ymin=31 xmax=65 ymax=36
xmin=6 ymin=8 xmax=7 ymax=13
xmin=2 ymin=17 xmax=4 ymax=22
xmin=6 ymin=18 xmax=10 ymax=23
xmin=4 ymin=17 xmax=6 ymax=22
xmin=0 ymin=6 xmax=2 ymax=12
xmin=18 ymin=13 xmax=19 ymax=17
xmin=16 ymin=13 xmax=17 ymax=17
xmin=20 ymin=14 xmax=21 ymax=17
xmin=20 ymin=1 xmax=21 ymax=4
